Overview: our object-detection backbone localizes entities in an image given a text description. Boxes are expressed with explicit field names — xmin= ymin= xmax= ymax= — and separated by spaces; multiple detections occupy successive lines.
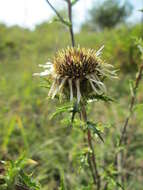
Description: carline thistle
xmin=34 ymin=46 xmax=117 ymax=103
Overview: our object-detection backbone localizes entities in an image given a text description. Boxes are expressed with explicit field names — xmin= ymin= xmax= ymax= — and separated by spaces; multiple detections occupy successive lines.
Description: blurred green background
xmin=0 ymin=0 xmax=143 ymax=189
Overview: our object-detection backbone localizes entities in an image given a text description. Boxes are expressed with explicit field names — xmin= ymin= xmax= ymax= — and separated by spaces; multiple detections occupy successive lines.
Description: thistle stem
xmin=115 ymin=63 xmax=143 ymax=188
xmin=119 ymin=63 xmax=143 ymax=146
xmin=81 ymin=104 xmax=101 ymax=190
xmin=67 ymin=0 xmax=75 ymax=47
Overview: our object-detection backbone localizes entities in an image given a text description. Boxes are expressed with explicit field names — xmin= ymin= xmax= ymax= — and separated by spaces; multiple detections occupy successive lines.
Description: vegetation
xmin=89 ymin=0 xmax=132 ymax=30
xmin=0 ymin=1 xmax=143 ymax=189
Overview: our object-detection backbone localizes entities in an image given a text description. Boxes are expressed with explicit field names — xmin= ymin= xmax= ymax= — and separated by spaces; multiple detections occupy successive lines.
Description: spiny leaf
xmin=87 ymin=94 xmax=115 ymax=103
xmin=50 ymin=102 xmax=80 ymax=124
xmin=86 ymin=121 xmax=104 ymax=142
xmin=70 ymin=102 xmax=80 ymax=123
xmin=50 ymin=103 xmax=72 ymax=119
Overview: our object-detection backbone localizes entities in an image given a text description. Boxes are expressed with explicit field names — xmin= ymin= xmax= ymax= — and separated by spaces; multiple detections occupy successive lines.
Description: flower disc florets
xmin=34 ymin=46 xmax=117 ymax=103
xmin=54 ymin=47 xmax=99 ymax=79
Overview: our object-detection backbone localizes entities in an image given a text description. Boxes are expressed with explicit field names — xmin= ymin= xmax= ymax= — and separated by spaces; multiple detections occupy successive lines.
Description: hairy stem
xmin=81 ymin=104 xmax=101 ymax=190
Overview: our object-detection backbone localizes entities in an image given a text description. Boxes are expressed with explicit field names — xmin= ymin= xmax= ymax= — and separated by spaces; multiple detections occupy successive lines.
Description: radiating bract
xmin=34 ymin=46 xmax=117 ymax=103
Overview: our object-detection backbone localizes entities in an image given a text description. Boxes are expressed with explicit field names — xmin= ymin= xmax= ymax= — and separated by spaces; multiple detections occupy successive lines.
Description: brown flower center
xmin=53 ymin=47 xmax=100 ymax=79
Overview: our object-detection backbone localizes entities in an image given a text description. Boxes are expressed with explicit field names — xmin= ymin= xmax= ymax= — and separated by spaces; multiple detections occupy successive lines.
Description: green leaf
xmin=15 ymin=154 xmax=27 ymax=169
xmin=58 ymin=173 xmax=66 ymax=190
xmin=87 ymin=94 xmax=115 ymax=103
xmin=19 ymin=171 xmax=41 ymax=190
xmin=2 ymin=117 xmax=16 ymax=152
xmin=134 ymin=37 xmax=143 ymax=60
xmin=3 ymin=154 xmax=27 ymax=188
xmin=129 ymin=80 xmax=134 ymax=97
xmin=109 ymin=176 xmax=124 ymax=190
xmin=50 ymin=103 xmax=72 ymax=119
xmin=104 ymin=164 xmax=125 ymax=190
xmin=86 ymin=121 xmax=104 ymax=142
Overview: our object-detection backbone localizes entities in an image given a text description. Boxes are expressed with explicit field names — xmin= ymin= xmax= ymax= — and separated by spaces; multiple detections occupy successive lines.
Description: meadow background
xmin=0 ymin=0 xmax=143 ymax=189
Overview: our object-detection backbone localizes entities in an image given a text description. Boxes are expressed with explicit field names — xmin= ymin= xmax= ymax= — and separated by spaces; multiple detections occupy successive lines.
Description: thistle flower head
xmin=34 ymin=46 xmax=117 ymax=103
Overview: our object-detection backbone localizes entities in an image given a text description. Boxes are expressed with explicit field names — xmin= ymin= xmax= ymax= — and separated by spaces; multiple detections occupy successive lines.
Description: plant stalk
xmin=67 ymin=0 xmax=75 ymax=47
xmin=81 ymin=104 xmax=101 ymax=190
xmin=66 ymin=1 xmax=99 ymax=187
xmin=119 ymin=63 xmax=143 ymax=146
xmin=115 ymin=63 xmax=143 ymax=188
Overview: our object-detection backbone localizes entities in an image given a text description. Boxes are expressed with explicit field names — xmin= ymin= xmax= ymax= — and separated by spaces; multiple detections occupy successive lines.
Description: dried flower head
xmin=34 ymin=46 xmax=117 ymax=103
